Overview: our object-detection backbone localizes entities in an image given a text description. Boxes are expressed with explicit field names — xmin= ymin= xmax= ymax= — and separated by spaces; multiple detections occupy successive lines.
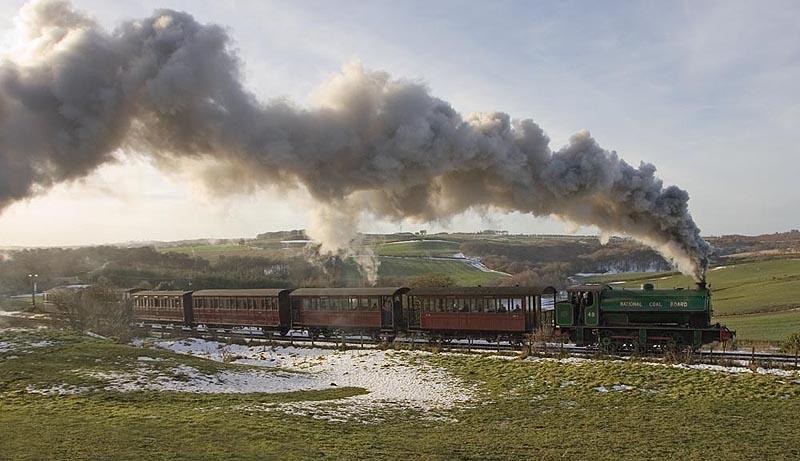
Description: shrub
xmin=48 ymin=285 xmax=132 ymax=341
xmin=782 ymin=332 xmax=800 ymax=355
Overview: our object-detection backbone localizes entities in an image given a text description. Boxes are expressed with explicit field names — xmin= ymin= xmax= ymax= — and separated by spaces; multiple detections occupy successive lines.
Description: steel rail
xmin=136 ymin=325 xmax=800 ymax=365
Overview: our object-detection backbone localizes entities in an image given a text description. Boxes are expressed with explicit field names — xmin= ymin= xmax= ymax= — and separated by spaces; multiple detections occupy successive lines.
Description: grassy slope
xmin=378 ymin=257 xmax=505 ymax=286
xmin=160 ymin=244 xmax=284 ymax=260
xmin=375 ymin=240 xmax=461 ymax=257
xmin=582 ymin=258 xmax=800 ymax=341
xmin=720 ymin=309 xmax=800 ymax=342
xmin=162 ymin=241 xmax=504 ymax=287
xmin=1 ymin=329 xmax=799 ymax=459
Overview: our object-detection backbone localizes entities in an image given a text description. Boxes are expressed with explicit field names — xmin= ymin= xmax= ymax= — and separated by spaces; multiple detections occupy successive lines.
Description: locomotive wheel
xmin=599 ymin=335 xmax=617 ymax=354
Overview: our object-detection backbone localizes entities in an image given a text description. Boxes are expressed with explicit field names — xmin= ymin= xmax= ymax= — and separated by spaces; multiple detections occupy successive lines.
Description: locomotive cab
xmin=555 ymin=285 xmax=602 ymax=345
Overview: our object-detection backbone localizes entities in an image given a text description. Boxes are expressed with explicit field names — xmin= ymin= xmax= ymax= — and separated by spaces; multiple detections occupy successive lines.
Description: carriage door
xmin=381 ymin=296 xmax=394 ymax=329
xmin=524 ymin=296 xmax=535 ymax=330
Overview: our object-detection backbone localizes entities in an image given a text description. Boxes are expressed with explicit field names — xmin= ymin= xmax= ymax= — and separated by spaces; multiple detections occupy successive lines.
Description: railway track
xmin=139 ymin=325 xmax=800 ymax=366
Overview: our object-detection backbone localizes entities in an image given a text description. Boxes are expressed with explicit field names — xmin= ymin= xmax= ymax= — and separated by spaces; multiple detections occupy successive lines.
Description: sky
xmin=0 ymin=0 xmax=798 ymax=246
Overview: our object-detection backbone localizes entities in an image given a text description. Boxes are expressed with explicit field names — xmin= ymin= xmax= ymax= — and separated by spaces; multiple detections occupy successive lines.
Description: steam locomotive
xmin=132 ymin=283 xmax=733 ymax=351
xmin=555 ymin=282 xmax=733 ymax=352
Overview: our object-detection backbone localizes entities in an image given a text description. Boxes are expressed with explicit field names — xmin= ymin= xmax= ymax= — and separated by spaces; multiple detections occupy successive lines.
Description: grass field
xmin=718 ymin=310 xmax=800 ymax=342
xmin=580 ymin=258 xmax=800 ymax=342
xmin=375 ymin=240 xmax=461 ymax=257
xmin=160 ymin=243 xmax=286 ymax=260
xmin=1 ymin=328 xmax=799 ymax=459
xmin=378 ymin=257 xmax=505 ymax=286
xmin=161 ymin=241 xmax=504 ymax=287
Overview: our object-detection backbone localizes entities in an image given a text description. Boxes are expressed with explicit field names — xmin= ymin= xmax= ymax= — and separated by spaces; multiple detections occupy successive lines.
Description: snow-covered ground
xmin=0 ymin=336 xmax=55 ymax=353
xmin=35 ymin=338 xmax=472 ymax=423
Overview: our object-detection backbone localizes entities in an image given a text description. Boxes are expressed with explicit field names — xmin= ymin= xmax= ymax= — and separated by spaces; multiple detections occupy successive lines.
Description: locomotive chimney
xmin=695 ymin=280 xmax=707 ymax=290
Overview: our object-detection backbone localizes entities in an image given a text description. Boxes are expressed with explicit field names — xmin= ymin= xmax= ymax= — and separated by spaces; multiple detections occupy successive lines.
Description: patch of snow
xmin=0 ymin=311 xmax=49 ymax=319
xmin=147 ymin=338 xmax=474 ymax=422
xmin=87 ymin=364 xmax=317 ymax=394
xmin=611 ymin=384 xmax=634 ymax=391
xmin=137 ymin=356 xmax=162 ymax=362
xmin=593 ymin=384 xmax=633 ymax=393
xmin=0 ymin=338 xmax=55 ymax=353
xmin=384 ymin=239 xmax=455 ymax=245
xmin=26 ymin=384 xmax=86 ymax=396
xmin=672 ymin=363 xmax=799 ymax=377
xmin=85 ymin=331 xmax=109 ymax=340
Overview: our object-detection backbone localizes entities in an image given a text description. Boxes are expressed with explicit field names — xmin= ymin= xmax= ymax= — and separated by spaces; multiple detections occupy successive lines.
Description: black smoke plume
xmin=0 ymin=1 xmax=709 ymax=280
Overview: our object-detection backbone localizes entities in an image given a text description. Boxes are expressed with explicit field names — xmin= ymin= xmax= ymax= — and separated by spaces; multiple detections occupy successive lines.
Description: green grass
xmin=718 ymin=310 xmax=800 ymax=342
xmin=160 ymin=244 xmax=283 ymax=260
xmin=375 ymin=240 xmax=461 ymax=257
xmin=0 ymin=296 xmax=35 ymax=311
xmin=1 ymin=328 xmax=799 ymax=459
xmin=378 ymin=257 xmax=505 ymax=286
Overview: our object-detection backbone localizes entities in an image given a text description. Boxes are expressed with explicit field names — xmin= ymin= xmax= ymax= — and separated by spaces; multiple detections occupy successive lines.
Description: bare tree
xmin=49 ymin=285 xmax=132 ymax=340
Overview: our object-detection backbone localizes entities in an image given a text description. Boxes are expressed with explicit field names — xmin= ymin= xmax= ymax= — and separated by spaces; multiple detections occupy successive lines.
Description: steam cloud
xmin=0 ymin=0 xmax=710 ymax=281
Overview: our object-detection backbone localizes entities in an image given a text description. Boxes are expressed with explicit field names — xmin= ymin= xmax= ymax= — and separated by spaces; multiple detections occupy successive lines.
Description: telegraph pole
xmin=28 ymin=273 xmax=38 ymax=310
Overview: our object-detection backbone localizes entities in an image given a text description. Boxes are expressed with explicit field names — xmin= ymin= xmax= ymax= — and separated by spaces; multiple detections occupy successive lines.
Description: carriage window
xmin=512 ymin=298 xmax=523 ymax=312
xmin=586 ymin=292 xmax=594 ymax=306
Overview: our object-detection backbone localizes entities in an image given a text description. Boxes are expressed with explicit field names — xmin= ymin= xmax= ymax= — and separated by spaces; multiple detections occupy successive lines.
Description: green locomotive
xmin=555 ymin=282 xmax=734 ymax=351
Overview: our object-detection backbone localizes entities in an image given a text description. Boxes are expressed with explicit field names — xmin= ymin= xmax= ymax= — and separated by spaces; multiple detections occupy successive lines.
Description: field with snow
xmin=2 ymin=325 xmax=800 ymax=459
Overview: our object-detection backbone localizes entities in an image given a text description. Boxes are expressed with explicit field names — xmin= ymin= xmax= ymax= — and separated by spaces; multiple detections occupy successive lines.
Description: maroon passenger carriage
xmin=405 ymin=286 xmax=557 ymax=342
xmin=191 ymin=289 xmax=292 ymax=334
xmin=289 ymin=287 xmax=409 ymax=339
xmin=132 ymin=290 xmax=193 ymax=326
